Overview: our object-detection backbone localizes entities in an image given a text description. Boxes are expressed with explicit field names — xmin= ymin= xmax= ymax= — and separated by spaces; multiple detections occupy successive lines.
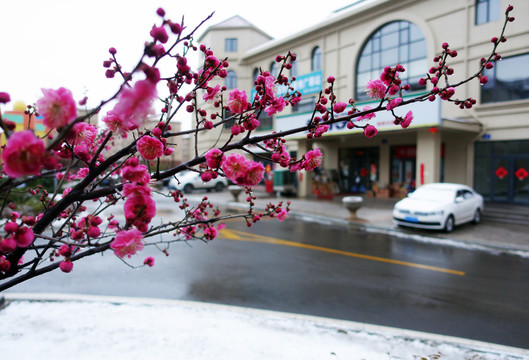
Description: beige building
xmin=197 ymin=0 xmax=529 ymax=205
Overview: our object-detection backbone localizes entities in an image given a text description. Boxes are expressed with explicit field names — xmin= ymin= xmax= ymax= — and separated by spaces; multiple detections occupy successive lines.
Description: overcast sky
xmin=0 ymin=0 xmax=354 ymax=111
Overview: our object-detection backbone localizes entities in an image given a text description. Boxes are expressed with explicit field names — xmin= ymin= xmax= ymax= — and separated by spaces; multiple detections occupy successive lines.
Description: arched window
xmin=270 ymin=62 xmax=279 ymax=78
xmin=290 ymin=56 xmax=298 ymax=78
xmin=252 ymin=68 xmax=260 ymax=82
xmin=225 ymin=70 xmax=237 ymax=89
xmin=311 ymin=46 xmax=322 ymax=72
xmin=356 ymin=21 xmax=427 ymax=100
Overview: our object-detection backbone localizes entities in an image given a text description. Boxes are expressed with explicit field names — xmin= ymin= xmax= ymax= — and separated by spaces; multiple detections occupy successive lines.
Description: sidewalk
xmin=188 ymin=188 xmax=529 ymax=255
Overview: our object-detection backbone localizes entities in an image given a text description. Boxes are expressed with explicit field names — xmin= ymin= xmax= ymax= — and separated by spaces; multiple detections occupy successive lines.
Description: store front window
xmin=338 ymin=147 xmax=379 ymax=194
xmin=391 ymin=145 xmax=416 ymax=193
xmin=481 ymin=53 xmax=529 ymax=103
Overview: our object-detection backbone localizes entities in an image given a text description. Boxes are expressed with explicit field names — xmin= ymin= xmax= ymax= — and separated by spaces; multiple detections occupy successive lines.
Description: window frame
xmin=480 ymin=52 xmax=529 ymax=104
xmin=311 ymin=46 xmax=322 ymax=72
xmin=355 ymin=20 xmax=427 ymax=101
xmin=475 ymin=0 xmax=500 ymax=25
xmin=225 ymin=70 xmax=237 ymax=89
xmin=225 ymin=38 xmax=238 ymax=52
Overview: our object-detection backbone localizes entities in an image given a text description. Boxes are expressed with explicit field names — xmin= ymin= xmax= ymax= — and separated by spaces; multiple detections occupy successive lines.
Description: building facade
xmin=197 ymin=0 xmax=529 ymax=205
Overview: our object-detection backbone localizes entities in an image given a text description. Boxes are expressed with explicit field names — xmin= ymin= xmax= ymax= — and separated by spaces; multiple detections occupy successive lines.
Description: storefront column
xmin=416 ymin=129 xmax=441 ymax=186
xmin=296 ymin=140 xmax=313 ymax=198
xmin=379 ymin=142 xmax=390 ymax=188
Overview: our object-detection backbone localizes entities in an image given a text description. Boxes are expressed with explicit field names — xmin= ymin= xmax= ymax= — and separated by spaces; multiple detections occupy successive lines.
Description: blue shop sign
xmin=250 ymin=70 xmax=323 ymax=100
xmin=292 ymin=70 xmax=322 ymax=95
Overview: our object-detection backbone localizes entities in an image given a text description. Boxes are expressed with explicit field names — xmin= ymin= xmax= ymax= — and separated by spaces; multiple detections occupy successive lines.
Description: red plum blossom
xmin=137 ymin=136 xmax=164 ymax=160
xmin=2 ymin=130 xmax=46 ymax=178
xmin=110 ymin=229 xmax=145 ymax=258
xmin=36 ymin=87 xmax=77 ymax=129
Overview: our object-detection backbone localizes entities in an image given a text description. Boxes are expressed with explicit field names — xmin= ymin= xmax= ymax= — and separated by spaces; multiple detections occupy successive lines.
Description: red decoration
xmin=429 ymin=127 xmax=438 ymax=134
xmin=495 ymin=166 xmax=508 ymax=179
xmin=515 ymin=167 xmax=529 ymax=181
xmin=360 ymin=168 xmax=368 ymax=177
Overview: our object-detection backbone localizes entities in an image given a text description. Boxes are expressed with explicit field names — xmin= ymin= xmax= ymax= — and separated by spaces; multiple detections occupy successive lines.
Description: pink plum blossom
xmin=0 ymin=237 xmax=17 ymax=253
xmin=74 ymin=145 xmax=91 ymax=162
xmin=302 ymin=149 xmax=323 ymax=171
xmin=205 ymin=148 xmax=225 ymax=169
xmin=386 ymin=97 xmax=402 ymax=111
xmin=121 ymin=162 xmax=151 ymax=184
xmin=59 ymin=260 xmax=74 ymax=273
xmin=144 ymin=256 xmax=155 ymax=267
xmin=203 ymin=85 xmax=222 ymax=102
xmin=124 ymin=194 xmax=156 ymax=232
xmin=102 ymin=111 xmax=129 ymax=137
xmin=112 ymin=79 xmax=157 ymax=130
xmin=14 ymin=226 xmax=34 ymax=248
xmin=227 ymin=89 xmax=250 ymax=114
xmin=265 ymin=96 xmax=287 ymax=116
xmin=2 ymin=130 xmax=46 ymax=178
xmin=137 ymin=136 xmax=164 ymax=160
xmin=240 ymin=161 xmax=265 ymax=187
xmin=68 ymin=122 xmax=98 ymax=146
xmin=36 ymin=87 xmax=77 ymax=129
xmin=364 ymin=125 xmax=378 ymax=138
xmin=0 ymin=256 xmax=11 ymax=273
xmin=0 ymin=92 xmax=11 ymax=104
xmin=333 ymin=102 xmax=347 ymax=113
xmin=400 ymin=111 xmax=413 ymax=129
xmin=122 ymin=183 xmax=152 ymax=198
xmin=277 ymin=209 xmax=288 ymax=221
xmin=314 ymin=125 xmax=329 ymax=138
xmin=357 ymin=106 xmax=376 ymax=121
xmin=222 ymin=153 xmax=250 ymax=183
xmin=365 ymin=79 xmax=387 ymax=99
xmin=110 ymin=229 xmax=144 ymax=258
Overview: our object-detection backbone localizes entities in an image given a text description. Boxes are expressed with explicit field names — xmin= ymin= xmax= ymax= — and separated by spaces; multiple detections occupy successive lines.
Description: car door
xmin=456 ymin=189 xmax=476 ymax=223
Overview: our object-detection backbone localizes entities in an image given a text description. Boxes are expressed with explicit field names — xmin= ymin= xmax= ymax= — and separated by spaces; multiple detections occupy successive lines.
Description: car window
xmin=462 ymin=190 xmax=474 ymax=199
xmin=409 ymin=187 xmax=455 ymax=201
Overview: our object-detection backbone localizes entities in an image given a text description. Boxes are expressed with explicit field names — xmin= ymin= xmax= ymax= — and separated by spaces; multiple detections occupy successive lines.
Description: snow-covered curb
xmin=2 ymin=293 xmax=528 ymax=360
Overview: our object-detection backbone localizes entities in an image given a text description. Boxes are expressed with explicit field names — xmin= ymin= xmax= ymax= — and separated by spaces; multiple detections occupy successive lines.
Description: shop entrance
xmin=391 ymin=145 xmax=416 ymax=192
xmin=491 ymin=156 xmax=529 ymax=204
xmin=338 ymin=147 xmax=379 ymax=194
xmin=475 ymin=140 xmax=529 ymax=205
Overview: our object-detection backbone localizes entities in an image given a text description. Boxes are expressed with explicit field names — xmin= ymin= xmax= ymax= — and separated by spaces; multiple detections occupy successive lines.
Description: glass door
xmin=513 ymin=157 xmax=529 ymax=204
xmin=492 ymin=156 xmax=529 ymax=204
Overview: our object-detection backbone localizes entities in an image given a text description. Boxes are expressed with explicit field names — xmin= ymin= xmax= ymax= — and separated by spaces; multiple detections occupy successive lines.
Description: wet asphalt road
xmin=6 ymin=216 xmax=529 ymax=349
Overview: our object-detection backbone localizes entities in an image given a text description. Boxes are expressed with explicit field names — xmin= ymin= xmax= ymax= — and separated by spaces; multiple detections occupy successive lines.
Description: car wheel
xmin=183 ymin=184 xmax=194 ymax=194
xmin=444 ymin=215 xmax=455 ymax=233
xmin=214 ymin=182 xmax=225 ymax=192
xmin=472 ymin=209 xmax=481 ymax=224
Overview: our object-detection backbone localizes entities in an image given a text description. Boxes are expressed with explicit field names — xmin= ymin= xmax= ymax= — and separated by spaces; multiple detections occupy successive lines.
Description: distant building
xmin=196 ymin=0 xmax=529 ymax=205
xmin=1 ymin=110 xmax=47 ymax=146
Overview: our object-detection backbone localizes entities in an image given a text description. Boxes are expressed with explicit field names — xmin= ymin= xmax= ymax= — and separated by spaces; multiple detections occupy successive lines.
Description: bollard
xmin=228 ymin=185 xmax=243 ymax=202
xmin=342 ymin=196 xmax=364 ymax=220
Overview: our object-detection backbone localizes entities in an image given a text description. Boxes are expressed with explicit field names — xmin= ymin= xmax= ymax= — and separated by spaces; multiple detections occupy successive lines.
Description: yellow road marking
xmin=220 ymin=228 xmax=465 ymax=276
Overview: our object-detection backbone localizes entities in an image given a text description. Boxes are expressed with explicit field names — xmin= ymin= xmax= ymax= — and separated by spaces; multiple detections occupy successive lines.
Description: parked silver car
xmin=168 ymin=171 xmax=228 ymax=193
xmin=393 ymin=183 xmax=484 ymax=232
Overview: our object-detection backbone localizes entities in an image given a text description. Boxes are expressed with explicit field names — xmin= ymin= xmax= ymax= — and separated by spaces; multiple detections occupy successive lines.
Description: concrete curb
xmin=4 ymin=292 xmax=529 ymax=357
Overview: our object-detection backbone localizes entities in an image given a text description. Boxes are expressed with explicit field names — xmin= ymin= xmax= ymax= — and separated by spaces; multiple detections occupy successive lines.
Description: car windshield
xmin=408 ymin=187 xmax=455 ymax=202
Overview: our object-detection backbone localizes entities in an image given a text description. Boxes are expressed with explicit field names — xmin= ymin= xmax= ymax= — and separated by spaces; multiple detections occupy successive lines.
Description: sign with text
xmin=275 ymin=95 xmax=441 ymax=139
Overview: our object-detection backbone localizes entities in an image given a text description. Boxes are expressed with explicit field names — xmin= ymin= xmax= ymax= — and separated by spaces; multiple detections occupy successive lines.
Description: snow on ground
xmin=2 ymin=293 xmax=528 ymax=360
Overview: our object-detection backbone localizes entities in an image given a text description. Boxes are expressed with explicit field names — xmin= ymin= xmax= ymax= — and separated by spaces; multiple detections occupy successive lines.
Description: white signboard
xmin=275 ymin=96 xmax=441 ymax=139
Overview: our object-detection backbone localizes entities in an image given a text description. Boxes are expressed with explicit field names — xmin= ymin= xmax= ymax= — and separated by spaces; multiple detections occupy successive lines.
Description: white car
xmin=393 ymin=183 xmax=484 ymax=233
xmin=168 ymin=171 xmax=228 ymax=193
